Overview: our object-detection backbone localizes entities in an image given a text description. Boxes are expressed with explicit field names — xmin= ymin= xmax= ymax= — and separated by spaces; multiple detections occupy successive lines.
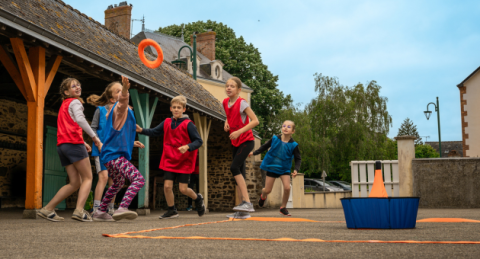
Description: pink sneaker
xmin=92 ymin=210 xmax=115 ymax=222
xmin=112 ymin=207 xmax=138 ymax=221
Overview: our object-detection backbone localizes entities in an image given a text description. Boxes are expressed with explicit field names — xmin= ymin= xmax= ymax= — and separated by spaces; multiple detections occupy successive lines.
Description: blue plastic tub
xmin=340 ymin=197 xmax=420 ymax=229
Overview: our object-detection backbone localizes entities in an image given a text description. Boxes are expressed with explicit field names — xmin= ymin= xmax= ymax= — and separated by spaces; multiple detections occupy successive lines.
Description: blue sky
xmin=64 ymin=0 xmax=480 ymax=141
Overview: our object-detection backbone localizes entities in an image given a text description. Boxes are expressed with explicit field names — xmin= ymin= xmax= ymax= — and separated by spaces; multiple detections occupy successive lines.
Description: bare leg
xmin=261 ymin=176 xmax=276 ymax=199
xmin=44 ymin=164 xmax=81 ymax=211
xmin=72 ymin=157 xmax=93 ymax=211
xmin=164 ymin=180 xmax=175 ymax=207
xmin=179 ymin=183 xmax=197 ymax=200
xmin=236 ymin=185 xmax=243 ymax=204
xmin=234 ymin=175 xmax=250 ymax=203
xmin=94 ymin=170 xmax=108 ymax=201
xmin=280 ymin=175 xmax=291 ymax=208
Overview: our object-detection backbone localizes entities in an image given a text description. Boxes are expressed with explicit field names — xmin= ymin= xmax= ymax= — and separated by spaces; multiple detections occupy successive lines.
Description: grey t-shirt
xmin=227 ymin=99 xmax=249 ymax=124
xmin=68 ymin=99 xmax=96 ymax=138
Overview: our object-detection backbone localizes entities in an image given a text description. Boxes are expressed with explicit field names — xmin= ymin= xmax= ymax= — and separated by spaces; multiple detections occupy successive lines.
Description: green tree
xmin=415 ymin=144 xmax=440 ymax=158
xmin=157 ymin=21 xmax=292 ymax=140
xmin=397 ymin=118 xmax=422 ymax=145
xmin=275 ymin=73 xmax=394 ymax=181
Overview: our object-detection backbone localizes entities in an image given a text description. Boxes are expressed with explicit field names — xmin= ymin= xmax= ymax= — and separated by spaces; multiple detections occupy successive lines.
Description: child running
xmin=92 ymin=76 xmax=146 ymax=222
xmin=137 ymin=95 xmax=205 ymax=219
xmin=38 ymin=78 xmax=103 ymax=222
xmin=87 ymin=83 xmax=122 ymax=216
xmin=223 ymin=77 xmax=259 ymax=219
xmin=249 ymin=120 xmax=301 ymax=216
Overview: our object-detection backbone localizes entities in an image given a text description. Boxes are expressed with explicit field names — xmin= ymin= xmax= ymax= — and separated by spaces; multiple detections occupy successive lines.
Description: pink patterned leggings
xmin=100 ymin=156 xmax=145 ymax=212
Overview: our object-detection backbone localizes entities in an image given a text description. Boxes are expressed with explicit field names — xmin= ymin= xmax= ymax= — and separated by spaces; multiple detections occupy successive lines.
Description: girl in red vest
xmin=38 ymin=78 xmax=103 ymax=222
xmin=223 ymin=77 xmax=259 ymax=218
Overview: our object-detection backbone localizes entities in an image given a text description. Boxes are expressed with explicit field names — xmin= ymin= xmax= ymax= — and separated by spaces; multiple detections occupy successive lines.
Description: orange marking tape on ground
xmin=416 ymin=218 xmax=480 ymax=223
xmin=103 ymin=217 xmax=480 ymax=244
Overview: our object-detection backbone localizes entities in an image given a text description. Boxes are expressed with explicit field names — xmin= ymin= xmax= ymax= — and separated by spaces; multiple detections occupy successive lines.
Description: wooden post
xmin=0 ymin=38 xmax=62 ymax=218
xmin=130 ymin=89 xmax=157 ymax=214
xmin=193 ymin=113 xmax=211 ymax=211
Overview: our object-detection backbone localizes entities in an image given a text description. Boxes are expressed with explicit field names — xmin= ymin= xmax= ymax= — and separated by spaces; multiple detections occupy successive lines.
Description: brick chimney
xmin=105 ymin=2 xmax=132 ymax=39
xmin=191 ymin=31 xmax=216 ymax=61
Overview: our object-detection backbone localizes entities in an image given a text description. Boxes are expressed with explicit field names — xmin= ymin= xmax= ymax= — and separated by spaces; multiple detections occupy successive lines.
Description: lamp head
xmin=424 ymin=110 xmax=432 ymax=120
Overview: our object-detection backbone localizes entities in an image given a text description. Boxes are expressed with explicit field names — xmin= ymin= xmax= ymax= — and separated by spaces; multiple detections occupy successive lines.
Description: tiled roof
xmin=425 ymin=141 xmax=463 ymax=157
xmin=131 ymin=31 xmax=253 ymax=91
xmin=0 ymin=0 xmax=225 ymax=118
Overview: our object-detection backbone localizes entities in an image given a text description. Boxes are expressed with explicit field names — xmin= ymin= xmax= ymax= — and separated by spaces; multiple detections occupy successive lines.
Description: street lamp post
xmin=172 ymin=34 xmax=197 ymax=80
xmin=424 ymin=97 xmax=442 ymax=156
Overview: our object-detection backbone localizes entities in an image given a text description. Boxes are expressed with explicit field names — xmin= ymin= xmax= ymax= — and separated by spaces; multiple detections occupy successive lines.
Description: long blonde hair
xmin=87 ymin=81 xmax=120 ymax=107
xmin=59 ymin=78 xmax=84 ymax=104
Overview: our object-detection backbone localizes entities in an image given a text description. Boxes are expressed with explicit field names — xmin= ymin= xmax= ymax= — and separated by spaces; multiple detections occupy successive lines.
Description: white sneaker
xmin=226 ymin=211 xmax=251 ymax=219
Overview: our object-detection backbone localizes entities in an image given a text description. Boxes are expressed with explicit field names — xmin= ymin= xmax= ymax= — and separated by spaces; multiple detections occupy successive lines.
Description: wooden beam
xmin=0 ymin=45 xmax=27 ymax=99
xmin=10 ymin=38 xmax=36 ymax=102
xmin=44 ymin=55 xmax=62 ymax=95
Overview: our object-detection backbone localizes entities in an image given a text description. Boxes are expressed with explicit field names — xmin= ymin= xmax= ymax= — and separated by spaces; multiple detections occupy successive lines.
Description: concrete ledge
xmin=22 ymin=209 xmax=39 ymax=219
xmin=136 ymin=209 xmax=150 ymax=216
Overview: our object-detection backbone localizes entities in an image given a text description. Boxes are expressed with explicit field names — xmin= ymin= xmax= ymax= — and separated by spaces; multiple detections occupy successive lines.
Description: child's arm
xmin=69 ymin=99 xmax=102 ymax=149
xmin=248 ymin=137 xmax=273 ymax=157
xmin=112 ymin=76 xmax=130 ymax=130
xmin=178 ymin=122 xmax=203 ymax=154
xmin=224 ymin=119 xmax=230 ymax=132
xmin=90 ymin=108 xmax=100 ymax=138
xmin=229 ymin=106 xmax=259 ymax=140
xmin=292 ymin=145 xmax=301 ymax=178
xmin=136 ymin=121 xmax=165 ymax=137
xmin=134 ymin=141 xmax=145 ymax=149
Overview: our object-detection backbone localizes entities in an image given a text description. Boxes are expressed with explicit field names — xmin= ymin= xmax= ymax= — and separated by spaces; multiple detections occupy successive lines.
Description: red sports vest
xmin=160 ymin=118 xmax=198 ymax=174
xmin=193 ymin=156 xmax=199 ymax=175
xmin=223 ymin=97 xmax=254 ymax=147
xmin=57 ymin=98 xmax=84 ymax=146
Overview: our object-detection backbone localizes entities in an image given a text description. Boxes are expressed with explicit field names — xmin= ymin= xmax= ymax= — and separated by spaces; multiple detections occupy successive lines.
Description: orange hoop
xmin=138 ymin=39 xmax=164 ymax=69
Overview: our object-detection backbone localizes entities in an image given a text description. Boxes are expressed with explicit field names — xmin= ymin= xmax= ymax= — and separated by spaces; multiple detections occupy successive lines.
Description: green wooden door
xmin=43 ymin=126 xmax=67 ymax=210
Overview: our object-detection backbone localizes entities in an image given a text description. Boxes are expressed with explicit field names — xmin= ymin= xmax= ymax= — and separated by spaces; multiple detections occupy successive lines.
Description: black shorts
xmin=57 ymin=143 xmax=89 ymax=167
xmin=163 ymin=171 xmax=190 ymax=184
xmin=266 ymin=171 xmax=290 ymax=178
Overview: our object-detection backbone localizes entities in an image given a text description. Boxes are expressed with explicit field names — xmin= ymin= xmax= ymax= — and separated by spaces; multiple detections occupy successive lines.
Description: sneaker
xmin=279 ymin=207 xmax=291 ymax=216
xmin=112 ymin=207 xmax=138 ymax=221
xmin=195 ymin=193 xmax=205 ymax=217
xmin=259 ymin=194 xmax=266 ymax=208
xmin=72 ymin=209 xmax=93 ymax=222
xmin=93 ymin=210 xmax=115 ymax=222
xmin=37 ymin=207 xmax=63 ymax=222
xmin=226 ymin=211 xmax=251 ymax=219
xmin=159 ymin=209 xmax=179 ymax=219
xmin=186 ymin=205 xmax=193 ymax=211
xmin=233 ymin=201 xmax=255 ymax=212
xmin=107 ymin=207 xmax=115 ymax=216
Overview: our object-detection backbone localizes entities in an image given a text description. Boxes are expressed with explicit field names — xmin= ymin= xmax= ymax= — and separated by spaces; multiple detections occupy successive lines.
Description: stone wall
xmin=413 ymin=158 xmax=480 ymax=208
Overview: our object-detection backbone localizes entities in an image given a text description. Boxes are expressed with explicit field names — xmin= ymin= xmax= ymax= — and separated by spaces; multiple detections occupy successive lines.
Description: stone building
xmin=0 ymin=0 xmax=262 ymax=214
xmin=457 ymin=66 xmax=480 ymax=157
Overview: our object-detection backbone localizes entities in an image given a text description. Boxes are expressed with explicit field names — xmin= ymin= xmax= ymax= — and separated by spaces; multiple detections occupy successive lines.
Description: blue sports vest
xmin=91 ymin=106 xmax=108 ymax=157
xmin=100 ymin=102 xmax=136 ymax=164
xmin=260 ymin=135 xmax=298 ymax=175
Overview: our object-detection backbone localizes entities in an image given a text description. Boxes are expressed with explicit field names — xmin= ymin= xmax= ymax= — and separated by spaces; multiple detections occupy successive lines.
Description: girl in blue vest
xmin=249 ymin=120 xmax=301 ymax=216
xmin=91 ymin=76 xmax=145 ymax=222
xmin=87 ymin=82 xmax=125 ymax=215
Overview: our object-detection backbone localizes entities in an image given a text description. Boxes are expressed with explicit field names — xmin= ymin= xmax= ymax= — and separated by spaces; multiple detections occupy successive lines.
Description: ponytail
xmin=87 ymin=81 xmax=120 ymax=107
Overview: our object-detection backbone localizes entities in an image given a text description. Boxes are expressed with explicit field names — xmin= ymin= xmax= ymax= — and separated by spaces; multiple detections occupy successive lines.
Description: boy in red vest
xmin=136 ymin=95 xmax=205 ymax=219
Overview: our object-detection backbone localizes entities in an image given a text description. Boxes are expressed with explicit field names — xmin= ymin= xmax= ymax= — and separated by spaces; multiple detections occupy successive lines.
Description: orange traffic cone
xmin=369 ymin=161 xmax=388 ymax=198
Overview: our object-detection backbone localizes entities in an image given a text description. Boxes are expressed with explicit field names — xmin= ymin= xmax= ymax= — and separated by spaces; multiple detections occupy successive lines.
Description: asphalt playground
xmin=1 ymin=208 xmax=480 ymax=258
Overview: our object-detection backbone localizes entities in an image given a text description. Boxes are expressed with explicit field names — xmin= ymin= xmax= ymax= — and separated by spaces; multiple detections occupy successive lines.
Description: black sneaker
xmin=279 ymin=207 xmax=291 ymax=216
xmin=259 ymin=194 xmax=266 ymax=208
xmin=195 ymin=193 xmax=205 ymax=217
xmin=159 ymin=209 xmax=179 ymax=219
